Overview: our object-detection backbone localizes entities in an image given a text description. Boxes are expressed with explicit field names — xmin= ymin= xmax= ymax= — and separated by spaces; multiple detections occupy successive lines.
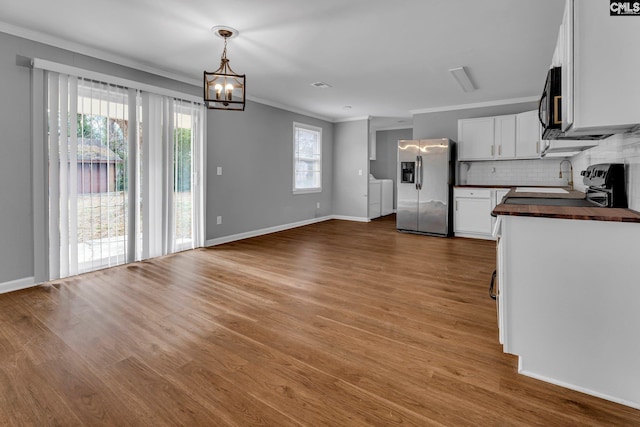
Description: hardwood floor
xmin=1 ymin=215 xmax=639 ymax=426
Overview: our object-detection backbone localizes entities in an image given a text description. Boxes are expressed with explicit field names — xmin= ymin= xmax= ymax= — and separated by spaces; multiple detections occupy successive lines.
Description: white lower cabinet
xmin=498 ymin=214 xmax=640 ymax=408
xmin=454 ymin=187 xmax=510 ymax=240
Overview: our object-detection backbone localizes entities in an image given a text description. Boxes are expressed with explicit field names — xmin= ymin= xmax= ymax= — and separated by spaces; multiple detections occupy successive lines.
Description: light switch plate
xmin=216 ymin=216 xmax=222 ymax=225
xmin=217 ymin=167 xmax=222 ymax=175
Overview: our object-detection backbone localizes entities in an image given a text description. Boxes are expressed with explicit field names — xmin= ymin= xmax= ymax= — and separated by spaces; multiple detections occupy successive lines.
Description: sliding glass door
xmin=46 ymin=73 xmax=204 ymax=280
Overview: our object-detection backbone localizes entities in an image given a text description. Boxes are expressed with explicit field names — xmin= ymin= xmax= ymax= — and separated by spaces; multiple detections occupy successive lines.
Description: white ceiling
xmin=0 ymin=0 xmax=564 ymax=126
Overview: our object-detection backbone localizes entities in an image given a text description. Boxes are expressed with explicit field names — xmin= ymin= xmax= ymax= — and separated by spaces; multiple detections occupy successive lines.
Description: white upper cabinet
xmin=494 ymin=115 xmax=516 ymax=159
xmin=560 ymin=0 xmax=640 ymax=136
xmin=458 ymin=111 xmax=541 ymax=161
xmin=369 ymin=129 xmax=376 ymax=160
xmin=516 ymin=110 xmax=542 ymax=158
xmin=458 ymin=117 xmax=495 ymax=160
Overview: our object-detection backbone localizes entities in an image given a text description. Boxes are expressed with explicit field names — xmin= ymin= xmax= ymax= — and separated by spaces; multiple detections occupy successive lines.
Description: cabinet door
xmin=454 ymin=197 xmax=493 ymax=235
xmin=369 ymin=129 xmax=376 ymax=160
xmin=458 ymin=117 xmax=495 ymax=160
xmin=494 ymin=115 xmax=516 ymax=159
xmin=570 ymin=0 xmax=640 ymax=134
xmin=491 ymin=188 xmax=511 ymax=232
xmin=516 ymin=110 xmax=541 ymax=158
xmin=561 ymin=0 xmax=573 ymax=132
xmin=495 ymin=189 xmax=511 ymax=206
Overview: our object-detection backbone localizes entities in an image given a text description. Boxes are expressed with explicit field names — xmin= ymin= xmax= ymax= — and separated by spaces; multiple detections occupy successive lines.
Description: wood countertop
xmin=502 ymin=188 xmax=586 ymax=199
xmin=454 ymin=185 xmax=572 ymax=189
xmin=493 ymin=188 xmax=640 ymax=223
xmin=454 ymin=185 xmax=513 ymax=188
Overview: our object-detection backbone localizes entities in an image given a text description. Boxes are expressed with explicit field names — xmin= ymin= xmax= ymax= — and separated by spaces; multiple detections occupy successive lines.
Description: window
xmin=293 ymin=122 xmax=322 ymax=193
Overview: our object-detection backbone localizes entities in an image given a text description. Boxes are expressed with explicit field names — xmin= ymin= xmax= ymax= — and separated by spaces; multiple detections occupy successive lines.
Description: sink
xmin=515 ymin=187 xmax=569 ymax=194
xmin=503 ymin=197 xmax=597 ymax=207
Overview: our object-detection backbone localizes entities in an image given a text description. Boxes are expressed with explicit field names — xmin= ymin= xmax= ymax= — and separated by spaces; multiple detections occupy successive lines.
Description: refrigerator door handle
xmin=415 ymin=155 xmax=422 ymax=190
xmin=419 ymin=155 xmax=423 ymax=190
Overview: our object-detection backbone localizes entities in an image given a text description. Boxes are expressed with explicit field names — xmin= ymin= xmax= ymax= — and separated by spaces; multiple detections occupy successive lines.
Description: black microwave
xmin=538 ymin=67 xmax=562 ymax=139
xmin=537 ymin=67 xmax=611 ymax=140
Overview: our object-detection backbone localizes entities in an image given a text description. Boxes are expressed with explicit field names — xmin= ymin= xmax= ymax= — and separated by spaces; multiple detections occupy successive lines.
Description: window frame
xmin=292 ymin=122 xmax=322 ymax=194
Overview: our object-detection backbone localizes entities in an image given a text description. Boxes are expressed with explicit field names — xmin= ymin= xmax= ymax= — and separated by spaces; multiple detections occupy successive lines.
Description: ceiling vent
xmin=311 ymin=81 xmax=332 ymax=89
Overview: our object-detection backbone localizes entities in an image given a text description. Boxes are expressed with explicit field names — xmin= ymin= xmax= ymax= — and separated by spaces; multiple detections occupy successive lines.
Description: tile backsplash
xmin=460 ymin=158 xmax=570 ymax=187
xmin=571 ymin=130 xmax=640 ymax=211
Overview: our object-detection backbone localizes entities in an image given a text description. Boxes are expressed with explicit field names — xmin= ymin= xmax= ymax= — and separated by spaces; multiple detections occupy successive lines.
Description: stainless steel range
xmin=581 ymin=163 xmax=627 ymax=208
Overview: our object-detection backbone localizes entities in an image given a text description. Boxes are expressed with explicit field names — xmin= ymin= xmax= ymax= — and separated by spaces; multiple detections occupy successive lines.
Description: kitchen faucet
xmin=559 ymin=160 xmax=574 ymax=190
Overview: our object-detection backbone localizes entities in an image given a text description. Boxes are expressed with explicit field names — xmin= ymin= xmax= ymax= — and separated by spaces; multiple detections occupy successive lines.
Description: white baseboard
xmin=207 ymin=216 xmax=333 ymax=246
xmin=331 ymin=215 xmax=370 ymax=223
xmin=206 ymin=214 xmax=374 ymax=247
xmin=453 ymin=232 xmax=496 ymax=241
xmin=519 ymin=366 xmax=640 ymax=410
xmin=0 ymin=276 xmax=36 ymax=295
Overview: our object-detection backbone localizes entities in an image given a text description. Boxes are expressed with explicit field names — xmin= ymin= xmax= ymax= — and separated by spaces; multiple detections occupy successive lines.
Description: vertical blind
xmin=46 ymin=71 xmax=205 ymax=280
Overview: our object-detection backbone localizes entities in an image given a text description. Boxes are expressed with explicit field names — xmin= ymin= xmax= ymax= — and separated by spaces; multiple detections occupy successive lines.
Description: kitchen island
xmin=493 ymin=193 xmax=640 ymax=409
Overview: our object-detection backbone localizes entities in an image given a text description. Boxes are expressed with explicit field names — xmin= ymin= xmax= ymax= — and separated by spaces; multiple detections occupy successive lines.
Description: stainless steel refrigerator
xmin=397 ymin=139 xmax=455 ymax=236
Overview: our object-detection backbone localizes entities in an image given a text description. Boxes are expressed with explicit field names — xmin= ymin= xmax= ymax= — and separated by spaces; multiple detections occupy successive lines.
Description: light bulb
xmin=225 ymin=83 xmax=234 ymax=101
xmin=214 ymin=84 xmax=223 ymax=100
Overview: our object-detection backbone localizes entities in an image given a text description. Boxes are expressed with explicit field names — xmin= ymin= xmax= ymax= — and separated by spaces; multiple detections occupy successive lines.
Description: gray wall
xmin=333 ymin=120 xmax=369 ymax=219
xmin=0 ymin=33 xmax=33 ymax=284
xmin=206 ymin=101 xmax=333 ymax=240
xmin=412 ymin=101 xmax=539 ymax=140
xmin=370 ymin=128 xmax=412 ymax=209
xmin=0 ymin=31 xmax=202 ymax=285
xmin=0 ymin=30 xmax=334 ymax=285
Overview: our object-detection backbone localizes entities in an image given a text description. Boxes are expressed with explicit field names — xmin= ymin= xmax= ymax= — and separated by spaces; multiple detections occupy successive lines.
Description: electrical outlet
xmin=358 ymin=169 xmax=363 ymax=176
xmin=216 ymin=216 xmax=222 ymax=225
xmin=316 ymin=202 xmax=320 ymax=209
xmin=217 ymin=166 xmax=222 ymax=176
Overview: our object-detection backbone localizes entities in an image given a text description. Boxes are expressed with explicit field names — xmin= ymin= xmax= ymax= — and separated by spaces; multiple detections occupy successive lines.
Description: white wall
xmin=571 ymin=130 xmax=640 ymax=211
xmin=333 ymin=119 xmax=369 ymax=219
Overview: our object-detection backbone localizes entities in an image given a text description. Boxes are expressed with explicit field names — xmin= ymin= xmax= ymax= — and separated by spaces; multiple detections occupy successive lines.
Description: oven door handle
xmin=489 ymin=270 xmax=497 ymax=300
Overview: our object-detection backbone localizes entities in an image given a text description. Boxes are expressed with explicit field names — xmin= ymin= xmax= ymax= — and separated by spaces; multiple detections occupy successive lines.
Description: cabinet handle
xmin=455 ymin=200 xmax=458 ymax=211
xmin=491 ymin=146 xmax=494 ymax=156
xmin=536 ymin=141 xmax=540 ymax=153
xmin=498 ymin=145 xmax=502 ymax=156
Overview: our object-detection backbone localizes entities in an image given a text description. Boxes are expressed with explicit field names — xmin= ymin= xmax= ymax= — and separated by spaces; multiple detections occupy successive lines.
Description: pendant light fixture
xmin=204 ymin=26 xmax=246 ymax=111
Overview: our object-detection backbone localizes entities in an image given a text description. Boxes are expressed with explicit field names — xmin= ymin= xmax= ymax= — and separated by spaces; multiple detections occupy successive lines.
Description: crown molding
xmin=246 ymin=95 xmax=334 ymax=123
xmin=1 ymin=22 xmax=540 ymax=125
xmin=410 ymin=96 xmax=539 ymax=115
xmin=0 ymin=21 xmax=201 ymax=87
xmin=1 ymin=21 xmax=342 ymax=123
xmin=335 ymin=116 xmax=372 ymax=123
xmin=373 ymin=125 xmax=413 ymax=131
